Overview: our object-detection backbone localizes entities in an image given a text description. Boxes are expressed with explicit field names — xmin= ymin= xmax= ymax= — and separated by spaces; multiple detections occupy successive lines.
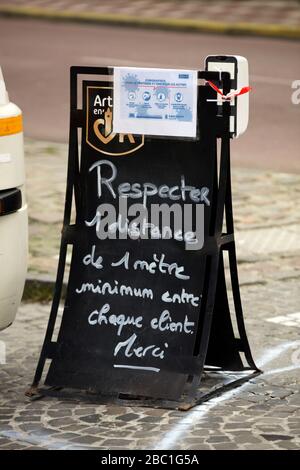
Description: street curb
xmin=23 ymin=274 xmax=66 ymax=303
xmin=0 ymin=5 xmax=300 ymax=40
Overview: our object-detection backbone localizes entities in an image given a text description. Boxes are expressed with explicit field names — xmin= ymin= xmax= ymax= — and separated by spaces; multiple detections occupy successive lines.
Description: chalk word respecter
xmin=85 ymin=160 xmax=209 ymax=250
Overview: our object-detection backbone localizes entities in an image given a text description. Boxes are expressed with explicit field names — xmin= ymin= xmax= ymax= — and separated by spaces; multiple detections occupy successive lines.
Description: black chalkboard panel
xmin=30 ymin=67 xmax=258 ymax=407
xmin=46 ymin=79 xmax=217 ymax=400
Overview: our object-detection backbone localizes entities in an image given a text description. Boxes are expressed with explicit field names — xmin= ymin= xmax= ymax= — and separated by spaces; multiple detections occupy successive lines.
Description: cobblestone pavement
xmin=0 ymin=283 xmax=299 ymax=450
xmin=0 ymin=138 xmax=299 ymax=449
xmin=0 ymin=0 xmax=299 ymax=27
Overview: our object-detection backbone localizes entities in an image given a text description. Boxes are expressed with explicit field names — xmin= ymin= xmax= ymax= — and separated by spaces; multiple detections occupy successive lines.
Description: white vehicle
xmin=0 ymin=67 xmax=28 ymax=330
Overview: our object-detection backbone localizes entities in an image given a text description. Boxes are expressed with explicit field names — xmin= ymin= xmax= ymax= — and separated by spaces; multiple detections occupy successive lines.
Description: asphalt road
xmin=0 ymin=17 xmax=299 ymax=172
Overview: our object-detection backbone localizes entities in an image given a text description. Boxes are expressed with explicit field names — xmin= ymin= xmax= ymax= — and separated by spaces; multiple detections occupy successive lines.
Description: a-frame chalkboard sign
xmin=28 ymin=66 xmax=259 ymax=410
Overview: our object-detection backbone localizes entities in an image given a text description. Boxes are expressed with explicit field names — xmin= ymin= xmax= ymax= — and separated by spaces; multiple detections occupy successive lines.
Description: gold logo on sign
xmin=86 ymin=86 xmax=144 ymax=156
xmin=93 ymin=108 xmax=116 ymax=145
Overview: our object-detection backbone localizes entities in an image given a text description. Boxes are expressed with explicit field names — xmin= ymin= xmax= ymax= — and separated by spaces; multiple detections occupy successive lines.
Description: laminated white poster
xmin=113 ymin=67 xmax=198 ymax=138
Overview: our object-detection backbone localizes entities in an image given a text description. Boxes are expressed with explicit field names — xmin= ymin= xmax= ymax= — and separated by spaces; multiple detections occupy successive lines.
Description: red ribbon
xmin=207 ymin=80 xmax=252 ymax=100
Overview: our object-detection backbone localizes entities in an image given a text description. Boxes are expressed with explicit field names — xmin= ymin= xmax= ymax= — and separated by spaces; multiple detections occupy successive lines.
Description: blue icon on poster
xmin=128 ymin=91 xmax=136 ymax=101
xmin=157 ymin=92 xmax=167 ymax=102
xmin=143 ymin=91 xmax=151 ymax=101
xmin=175 ymin=92 xmax=183 ymax=102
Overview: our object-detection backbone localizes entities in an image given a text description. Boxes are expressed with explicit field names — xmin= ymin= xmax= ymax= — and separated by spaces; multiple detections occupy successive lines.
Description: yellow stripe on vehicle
xmin=0 ymin=115 xmax=23 ymax=136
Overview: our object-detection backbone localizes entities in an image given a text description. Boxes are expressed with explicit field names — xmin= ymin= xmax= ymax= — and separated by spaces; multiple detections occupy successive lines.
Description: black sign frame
xmin=27 ymin=66 xmax=260 ymax=410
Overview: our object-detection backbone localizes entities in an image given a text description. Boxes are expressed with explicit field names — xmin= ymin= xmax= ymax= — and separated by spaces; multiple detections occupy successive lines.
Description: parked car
xmin=0 ymin=66 xmax=28 ymax=330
